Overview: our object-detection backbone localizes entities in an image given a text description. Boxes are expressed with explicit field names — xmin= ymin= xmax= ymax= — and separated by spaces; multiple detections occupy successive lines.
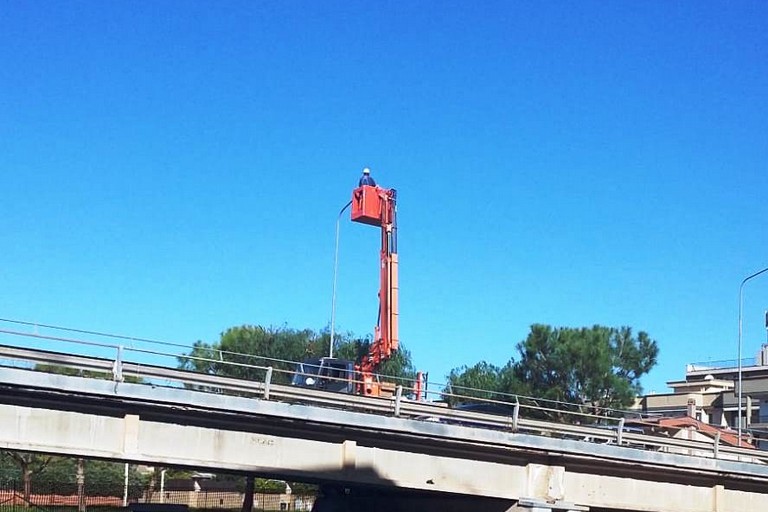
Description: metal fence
xmin=0 ymin=481 xmax=314 ymax=512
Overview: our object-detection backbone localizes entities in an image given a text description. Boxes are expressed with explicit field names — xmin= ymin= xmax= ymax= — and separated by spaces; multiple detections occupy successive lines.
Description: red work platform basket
xmin=351 ymin=185 xmax=382 ymax=226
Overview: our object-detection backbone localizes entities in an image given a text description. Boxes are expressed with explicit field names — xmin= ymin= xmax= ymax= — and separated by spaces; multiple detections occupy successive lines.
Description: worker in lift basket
xmin=358 ymin=167 xmax=376 ymax=187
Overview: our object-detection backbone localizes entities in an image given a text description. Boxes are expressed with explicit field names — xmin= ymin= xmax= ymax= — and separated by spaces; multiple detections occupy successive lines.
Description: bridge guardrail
xmin=0 ymin=326 xmax=766 ymax=466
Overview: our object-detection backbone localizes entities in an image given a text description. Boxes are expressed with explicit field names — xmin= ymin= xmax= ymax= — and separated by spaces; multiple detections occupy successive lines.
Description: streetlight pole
xmin=738 ymin=266 xmax=768 ymax=446
xmin=329 ymin=200 xmax=352 ymax=358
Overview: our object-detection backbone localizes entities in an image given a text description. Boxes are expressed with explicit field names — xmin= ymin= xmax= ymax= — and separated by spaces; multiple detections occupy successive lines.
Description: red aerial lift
xmin=349 ymin=173 xmax=399 ymax=396
xmin=292 ymin=169 xmax=409 ymax=398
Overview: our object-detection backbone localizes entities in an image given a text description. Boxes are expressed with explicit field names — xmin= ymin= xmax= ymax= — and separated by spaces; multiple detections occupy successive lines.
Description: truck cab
xmin=291 ymin=357 xmax=355 ymax=394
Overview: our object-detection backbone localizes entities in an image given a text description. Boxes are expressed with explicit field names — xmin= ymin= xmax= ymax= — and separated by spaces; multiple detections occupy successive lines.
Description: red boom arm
xmin=350 ymin=183 xmax=398 ymax=396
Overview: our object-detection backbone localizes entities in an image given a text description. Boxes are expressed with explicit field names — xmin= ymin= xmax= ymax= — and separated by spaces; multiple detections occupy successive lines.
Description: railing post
xmin=512 ymin=400 xmax=520 ymax=432
xmin=264 ymin=367 xmax=273 ymax=400
xmin=113 ymin=345 xmax=124 ymax=382
xmin=714 ymin=431 xmax=721 ymax=459
xmin=394 ymin=385 xmax=403 ymax=417
xmin=616 ymin=418 xmax=625 ymax=446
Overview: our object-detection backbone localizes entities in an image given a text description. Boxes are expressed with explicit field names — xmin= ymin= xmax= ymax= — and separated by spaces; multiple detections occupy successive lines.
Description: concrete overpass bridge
xmin=0 ymin=344 xmax=768 ymax=512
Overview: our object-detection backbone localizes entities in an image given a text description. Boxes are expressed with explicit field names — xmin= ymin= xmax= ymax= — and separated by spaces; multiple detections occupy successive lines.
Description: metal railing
xmin=687 ymin=358 xmax=760 ymax=372
xmin=0 ymin=321 xmax=766 ymax=466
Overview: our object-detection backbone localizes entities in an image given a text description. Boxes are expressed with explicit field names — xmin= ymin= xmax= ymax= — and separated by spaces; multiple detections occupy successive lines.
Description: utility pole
xmin=76 ymin=458 xmax=86 ymax=512
xmin=738 ymin=266 xmax=768 ymax=446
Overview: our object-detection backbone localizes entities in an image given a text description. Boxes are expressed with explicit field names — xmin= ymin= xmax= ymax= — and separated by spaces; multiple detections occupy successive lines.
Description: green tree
xmin=0 ymin=452 xmax=53 ymax=502
xmin=444 ymin=324 xmax=658 ymax=421
xmin=178 ymin=325 xmax=327 ymax=386
xmin=444 ymin=362 xmax=504 ymax=405
xmin=511 ymin=325 xmax=657 ymax=418
xmin=61 ymin=458 xmax=144 ymax=496
xmin=513 ymin=324 xmax=658 ymax=413
xmin=0 ymin=452 xmax=145 ymax=498
xmin=179 ymin=324 xmax=417 ymax=389
xmin=83 ymin=460 xmax=145 ymax=497
xmin=334 ymin=337 xmax=417 ymax=388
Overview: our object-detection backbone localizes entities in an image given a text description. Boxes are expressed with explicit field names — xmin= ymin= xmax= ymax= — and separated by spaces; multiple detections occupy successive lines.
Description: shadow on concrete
xmin=237 ymin=465 xmax=517 ymax=512
xmin=311 ymin=482 xmax=516 ymax=512
xmin=280 ymin=465 xmax=516 ymax=512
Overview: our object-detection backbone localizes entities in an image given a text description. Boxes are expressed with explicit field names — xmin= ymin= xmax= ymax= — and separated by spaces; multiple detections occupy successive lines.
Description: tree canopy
xmin=445 ymin=361 xmax=504 ymax=402
xmin=178 ymin=324 xmax=417 ymax=387
xmin=444 ymin=324 xmax=658 ymax=418
xmin=178 ymin=325 xmax=326 ymax=385
xmin=333 ymin=337 xmax=417 ymax=384
xmin=0 ymin=452 xmax=145 ymax=497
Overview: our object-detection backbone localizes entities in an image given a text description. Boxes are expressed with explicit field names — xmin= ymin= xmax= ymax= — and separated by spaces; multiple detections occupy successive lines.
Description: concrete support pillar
xmin=341 ymin=440 xmax=357 ymax=469
xmin=712 ymin=484 xmax=724 ymax=512
xmin=123 ymin=414 xmax=140 ymax=455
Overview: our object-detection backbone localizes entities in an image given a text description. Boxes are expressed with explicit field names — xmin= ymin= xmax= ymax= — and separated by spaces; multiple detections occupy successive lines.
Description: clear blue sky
xmin=1 ymin=2 xmax=766 ymax=394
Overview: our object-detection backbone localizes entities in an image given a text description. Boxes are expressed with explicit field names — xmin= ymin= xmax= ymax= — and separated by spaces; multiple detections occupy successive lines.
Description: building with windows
xmin=632 ymin=343 xmax=768 ymax=449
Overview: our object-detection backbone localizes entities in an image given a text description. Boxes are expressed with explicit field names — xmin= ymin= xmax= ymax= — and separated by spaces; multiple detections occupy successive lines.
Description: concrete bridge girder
xmin=2 ymin=403 xmax=768 ymax=512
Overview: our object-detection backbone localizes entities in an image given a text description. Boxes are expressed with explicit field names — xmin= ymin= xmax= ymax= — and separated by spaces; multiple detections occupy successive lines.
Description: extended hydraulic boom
xmin=350 ymin=170 xmax=399 ymax=396
xmin=291 ymin=168 xmax=404 ymax=398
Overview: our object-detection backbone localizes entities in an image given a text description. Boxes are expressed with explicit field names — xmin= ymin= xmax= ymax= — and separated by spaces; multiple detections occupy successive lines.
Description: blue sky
xmin=1 ymin=1 xmax=766 ymax=394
